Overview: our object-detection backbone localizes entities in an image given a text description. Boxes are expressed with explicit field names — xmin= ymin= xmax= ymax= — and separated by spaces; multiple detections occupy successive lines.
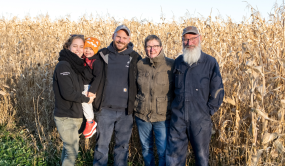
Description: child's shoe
xmin=83 ymin=120 xmax=97 ymax=138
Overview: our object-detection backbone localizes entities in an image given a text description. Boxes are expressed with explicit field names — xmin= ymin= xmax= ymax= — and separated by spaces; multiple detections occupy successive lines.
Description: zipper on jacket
xmin=149 ymin=66 xmax=155 ymax=117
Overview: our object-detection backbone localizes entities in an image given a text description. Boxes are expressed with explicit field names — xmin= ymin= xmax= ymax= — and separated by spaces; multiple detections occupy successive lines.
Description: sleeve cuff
xmin=89 ymin=86 xmax=96 ymax=93
xmin=209 ymin=109 xmax=215 ymax=116
xmin=82 ymin=96 xmax=90 ymax=103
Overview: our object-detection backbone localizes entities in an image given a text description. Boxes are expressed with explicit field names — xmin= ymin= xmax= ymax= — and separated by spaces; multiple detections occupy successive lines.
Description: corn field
xmin=1 ymin=4 xmax=285 ymax=165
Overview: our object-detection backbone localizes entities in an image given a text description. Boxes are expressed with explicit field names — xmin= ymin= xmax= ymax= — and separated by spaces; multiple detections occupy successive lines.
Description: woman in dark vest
xmin=134 ymin=35 xmax=174 ymax=166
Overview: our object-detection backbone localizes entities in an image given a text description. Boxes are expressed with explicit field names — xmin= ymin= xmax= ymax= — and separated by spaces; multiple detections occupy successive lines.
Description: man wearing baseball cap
xmin=90 ymin=24 xmax=142 ymax=166
xmin=166 ymin=26 xmax=224 ymax=165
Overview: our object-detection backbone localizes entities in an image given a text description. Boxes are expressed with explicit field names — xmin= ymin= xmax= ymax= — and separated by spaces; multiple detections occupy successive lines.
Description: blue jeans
xmin=135 ymin=117 xmax=170 ymax=166
xmin=93 ymin=108 xmax=133 ymax=166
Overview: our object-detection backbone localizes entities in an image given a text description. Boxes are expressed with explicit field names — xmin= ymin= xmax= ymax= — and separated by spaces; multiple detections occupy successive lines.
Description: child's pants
xmin=82 ymin=85 xmax=94 ymax=120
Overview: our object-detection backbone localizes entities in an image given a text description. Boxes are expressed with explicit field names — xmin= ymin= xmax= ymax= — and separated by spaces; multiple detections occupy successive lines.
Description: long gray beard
xmin=183 ymin=44 xmax=201 ymax=66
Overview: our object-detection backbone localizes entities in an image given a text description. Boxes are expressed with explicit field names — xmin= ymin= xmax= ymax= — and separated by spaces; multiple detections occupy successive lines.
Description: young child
xmin=81 ymin=37 xmax=101 ymax=138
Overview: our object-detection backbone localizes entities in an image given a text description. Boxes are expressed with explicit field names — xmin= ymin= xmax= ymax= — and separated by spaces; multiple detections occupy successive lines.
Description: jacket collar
xmin=146 ymin=49 xmax=165 ymax=67
xmin=197 ymin=51 xmax=206 ymax=63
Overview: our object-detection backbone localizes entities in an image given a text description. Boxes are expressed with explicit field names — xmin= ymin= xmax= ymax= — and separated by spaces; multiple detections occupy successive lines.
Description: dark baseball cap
xmin=182 ymin=26 xmax=199 ymax=36
xmin=114 ymin=24 xmax=131 ymax=36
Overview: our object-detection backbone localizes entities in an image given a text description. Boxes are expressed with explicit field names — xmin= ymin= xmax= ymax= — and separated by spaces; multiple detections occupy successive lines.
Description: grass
xmin=0 ymin=124 xmax=143 ymax=166
xmin=0 ymin=125 xmax=46 ymax=166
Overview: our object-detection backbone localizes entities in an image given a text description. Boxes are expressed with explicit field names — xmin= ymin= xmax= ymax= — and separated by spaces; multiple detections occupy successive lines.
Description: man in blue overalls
xmin=166 ymin=26 xmax=224 ymax=166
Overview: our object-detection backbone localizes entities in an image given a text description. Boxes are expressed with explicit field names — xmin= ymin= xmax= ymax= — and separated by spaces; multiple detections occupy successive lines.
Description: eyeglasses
xmin=146 ymin=45 xmax=161 ymax=50
xmin=70 ymin=34 xmax=84 ymax=38
xmin=182 ymin=35 xmax=200 ymax=43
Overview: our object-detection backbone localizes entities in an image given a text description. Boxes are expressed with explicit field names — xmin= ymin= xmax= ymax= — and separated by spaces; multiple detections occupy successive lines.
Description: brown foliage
xmin=1 ymin=4 xmax=285 ymax=165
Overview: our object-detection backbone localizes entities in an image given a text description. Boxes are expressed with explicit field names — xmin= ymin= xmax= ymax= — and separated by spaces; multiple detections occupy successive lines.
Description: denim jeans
xmin=54 ymin=116 xmax=83 ymax=166
xmin=135 ymin=116 xmax=170 ymax=166
xmin=93 ymin=108 xmax=133 ymax=166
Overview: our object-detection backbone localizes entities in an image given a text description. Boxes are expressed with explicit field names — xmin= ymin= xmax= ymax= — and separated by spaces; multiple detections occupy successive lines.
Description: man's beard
xmin=114 ymin=41 xmax=128 ymax=52
xmin=183 ymin=43 xmax=201 ymax=66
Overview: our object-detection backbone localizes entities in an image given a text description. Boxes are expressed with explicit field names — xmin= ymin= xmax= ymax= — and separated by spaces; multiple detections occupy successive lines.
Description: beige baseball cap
xmin=182 ymin=26 xmax=199 ymax=36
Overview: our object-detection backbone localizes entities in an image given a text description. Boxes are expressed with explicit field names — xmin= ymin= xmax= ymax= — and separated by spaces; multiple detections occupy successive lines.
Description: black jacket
xmin=53 ymin=61 xmax=90 ymax=118
xmin=88 ymin=57 xmax=103 ymax=91
xmin=89 ymin=42 xmax=142 ymax=115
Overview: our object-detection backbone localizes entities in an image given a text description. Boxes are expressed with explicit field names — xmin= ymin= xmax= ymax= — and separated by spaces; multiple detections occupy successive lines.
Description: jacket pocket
xmin=193 ymin=85 xmax=209 ymax=102
xmin=156 ymin=97 xmax=168 ymax=115
xmin=134 ymin=94 xmax=146 ymax=113
xmin=156 ymin=72 xmax=167 ymax=85
xmin=70 ymin=102 xmax=74 ymax=110
xmin=137 ymin=72 xmax=148 ymax=86
xmin=60 ymin=100 xmax=73 ymax=110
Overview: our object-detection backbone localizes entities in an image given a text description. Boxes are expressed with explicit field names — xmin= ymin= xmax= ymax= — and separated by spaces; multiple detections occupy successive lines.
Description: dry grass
xmin=1 ymin=3 xmax=285 ymax=165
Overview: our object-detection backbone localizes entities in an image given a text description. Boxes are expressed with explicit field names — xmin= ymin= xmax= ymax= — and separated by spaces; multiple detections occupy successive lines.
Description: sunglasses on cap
xmin=70 ymin=34 xmax=84 ymax=38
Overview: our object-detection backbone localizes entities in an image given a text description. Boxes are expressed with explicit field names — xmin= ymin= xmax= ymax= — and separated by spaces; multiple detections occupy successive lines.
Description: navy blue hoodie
xmin=101 ymin=42 xmax=134 ymax=110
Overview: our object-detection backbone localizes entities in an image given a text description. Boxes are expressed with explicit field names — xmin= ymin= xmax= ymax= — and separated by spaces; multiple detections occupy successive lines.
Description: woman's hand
xmin=88 ymin=92 xmax=96 ymax=98
xmin=88 ymin=96 xmax=95 ymax=104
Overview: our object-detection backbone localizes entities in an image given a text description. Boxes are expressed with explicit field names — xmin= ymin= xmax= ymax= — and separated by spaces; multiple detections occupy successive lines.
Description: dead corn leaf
xmin=262 ymin=132 xmax=278 ymax=145
xmin=251 ymin=149 xmax=264 ymax=166
xmin=224 ymin=97 xmax=235 ymax=105
xmin=273 ymin=139 xmax=285 ymax=153
xmin=0 ymin=91 xmax=7 ymax=96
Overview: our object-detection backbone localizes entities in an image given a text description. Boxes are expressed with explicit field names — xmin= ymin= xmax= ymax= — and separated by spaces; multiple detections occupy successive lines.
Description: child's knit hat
xmin=84 ymin=37 xmax=101 ymax=54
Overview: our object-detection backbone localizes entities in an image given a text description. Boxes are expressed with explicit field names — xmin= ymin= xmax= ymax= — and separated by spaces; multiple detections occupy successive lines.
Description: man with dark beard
xmin=166 ymin=26 xmax=224 ymax=166
xmin=89 ymin=25 xmax=142 ymax=166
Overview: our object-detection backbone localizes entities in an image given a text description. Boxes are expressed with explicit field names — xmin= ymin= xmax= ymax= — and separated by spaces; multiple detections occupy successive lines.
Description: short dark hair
xmin=63 ymin=34 xmax=85 ymax=50
xmin=144 ymin=35 xmax=162 ymax=47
